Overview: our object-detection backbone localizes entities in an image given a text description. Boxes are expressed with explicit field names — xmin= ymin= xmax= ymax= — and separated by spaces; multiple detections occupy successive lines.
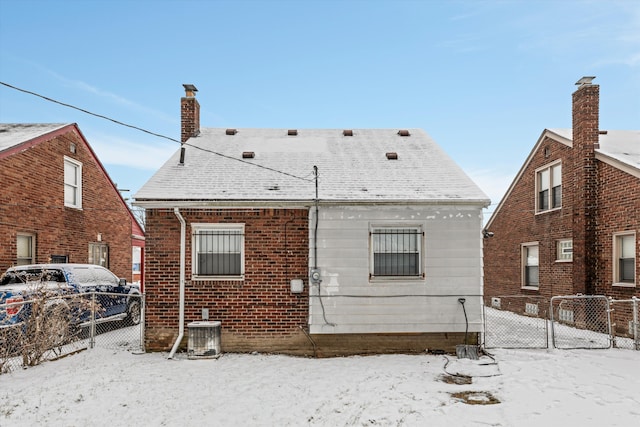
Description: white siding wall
xmin=309 ymin=204 xmax=484 ymax=334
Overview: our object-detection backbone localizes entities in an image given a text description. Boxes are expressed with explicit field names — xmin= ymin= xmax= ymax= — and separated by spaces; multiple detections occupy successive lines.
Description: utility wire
xmin=0 ymin=81 xmax=313 ymax=183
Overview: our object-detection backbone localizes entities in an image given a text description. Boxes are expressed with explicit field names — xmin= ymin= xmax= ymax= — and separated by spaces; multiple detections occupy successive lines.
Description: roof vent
xmin=386 ymin=152 xmax=398 ymax=160
xmin=287 ymin=129 xmax=298 ymax=136
xmin=599 ymin=130 xmax=608 ymax=135
xmin=242 ymin=151 xmax=255 ymax=159
xmin=397 ymin=130 xmax=410 ymax=137
xmin=343 ymin=130 xmax=353 ymax=136
xmin=226 ymin=129 xmax=237 ymax=135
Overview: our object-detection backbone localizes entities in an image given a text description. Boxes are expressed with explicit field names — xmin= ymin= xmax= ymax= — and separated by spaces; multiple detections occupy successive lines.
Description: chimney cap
xmin=182 ymin=84 xmax=198 ymax=97
xmin=575 ymin=76 xmax=596 ymax=87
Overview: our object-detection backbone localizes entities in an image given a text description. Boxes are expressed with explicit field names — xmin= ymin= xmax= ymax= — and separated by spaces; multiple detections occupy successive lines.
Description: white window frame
xmin=17 ymin=233 xmax=35 ymax=265
xmin=613 ymin=232 xmax=636 ymax=287
xmin=64 ymin=156 xmax=82 ymax=209
xmin=89 ymin=242 xmax=109 ymax=268
xmin=535 ymin=161 xmax=562 ymax=213
xmin=521 ymin=242 xmax=539 ymax=289
xmin=556 ymin=239 xmax=573 ymax=262
xmin=191 ymin=223 xmax=245 ymax=281
xmin=369 ymin=225 xmax=424 ymax=280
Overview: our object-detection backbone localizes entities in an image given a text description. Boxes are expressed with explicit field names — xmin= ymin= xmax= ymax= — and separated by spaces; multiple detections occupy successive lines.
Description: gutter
xmin=168 ymin=207 xmax=186 ymax=359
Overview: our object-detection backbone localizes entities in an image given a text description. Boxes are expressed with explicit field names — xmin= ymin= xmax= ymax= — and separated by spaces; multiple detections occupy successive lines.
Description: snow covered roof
xmin=548 ymin=128 xmax=640 ymax=176
xmin=0 ymin=123 xmax=68 ymax=154
xmin=134 ymin=128 xmax=489 ymax=206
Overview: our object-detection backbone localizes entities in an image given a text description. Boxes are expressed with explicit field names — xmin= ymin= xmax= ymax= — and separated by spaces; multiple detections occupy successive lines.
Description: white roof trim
xmin=595 ymin=151 xmax=640 ymax=179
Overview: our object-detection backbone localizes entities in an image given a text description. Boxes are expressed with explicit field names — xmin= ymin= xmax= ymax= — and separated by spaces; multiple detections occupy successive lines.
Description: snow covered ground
xmin=1 ymin=343 xmax=639 ymax=426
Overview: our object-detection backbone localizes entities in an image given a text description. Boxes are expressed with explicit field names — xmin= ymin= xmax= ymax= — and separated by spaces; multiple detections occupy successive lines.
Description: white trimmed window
xmin=370 ymin=226 xmax=423 ymax=278
xmin=536 ymin=162 xmax=561 ymax=213
xmin=614 ymin=233 xmax=636 ymax=285
xmin=64 ymin=156 xmax=82 ymax=209
xmin=556 ymin=239 xmax=573 ymax=262
xmin=192 ymin=224 xmax=245 ymax=279
xmin=89 ymin=243 xmax=109 ymax=268
xmin=522 ymin=243 xmax=539 ymax=288
xmin=17 ymin=233 xmax=35 ymax=265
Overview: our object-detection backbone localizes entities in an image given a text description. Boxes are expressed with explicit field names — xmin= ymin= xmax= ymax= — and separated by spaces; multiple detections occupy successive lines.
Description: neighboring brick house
xmin=484 ymin=77 xmax=639 ymax=324
xmin=0 ymin=123 xmax=145 ymax=283
xmin=134 ymin=85 xmax=490 ymax=356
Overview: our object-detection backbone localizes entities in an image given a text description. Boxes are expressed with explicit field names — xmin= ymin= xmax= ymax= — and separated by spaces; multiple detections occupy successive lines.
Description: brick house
xmin=134 ymin=85 xmax=490 ymax=356
xmin=484 ymin=77 xmax=639 ymax=326
xmin=0 ymin=123 xmax=145 ymax=283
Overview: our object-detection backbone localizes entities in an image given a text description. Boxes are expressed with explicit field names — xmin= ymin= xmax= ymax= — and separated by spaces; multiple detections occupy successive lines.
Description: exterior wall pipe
xmin=168 ymin=207 xmax=186 ymax=359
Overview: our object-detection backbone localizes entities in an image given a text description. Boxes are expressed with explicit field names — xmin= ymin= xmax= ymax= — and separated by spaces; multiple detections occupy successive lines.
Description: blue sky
xmin=1 ymin=0 xmax=638 ymax=217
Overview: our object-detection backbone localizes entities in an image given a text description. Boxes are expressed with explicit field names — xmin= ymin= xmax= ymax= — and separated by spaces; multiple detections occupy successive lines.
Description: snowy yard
xmin=1 ymin=343 xmax=639 ymax=426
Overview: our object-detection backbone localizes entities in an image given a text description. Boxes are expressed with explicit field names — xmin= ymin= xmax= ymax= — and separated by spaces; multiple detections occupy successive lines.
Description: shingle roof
xmin=0 ymin=123 xmax=68 ymax=154
xmin=135 ymin=128 xmax=489 ymax=205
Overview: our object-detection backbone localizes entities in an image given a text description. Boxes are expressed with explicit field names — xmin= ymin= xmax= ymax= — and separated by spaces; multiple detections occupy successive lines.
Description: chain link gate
xmin=609 ymin=297 xmax=640 ymax=350
xmin=550 ymin=295 xmax=611 ymax=349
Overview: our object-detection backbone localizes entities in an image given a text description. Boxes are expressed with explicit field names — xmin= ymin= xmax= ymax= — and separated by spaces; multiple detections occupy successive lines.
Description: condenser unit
xmin=187 ymin=321 xmax=222 ymax=359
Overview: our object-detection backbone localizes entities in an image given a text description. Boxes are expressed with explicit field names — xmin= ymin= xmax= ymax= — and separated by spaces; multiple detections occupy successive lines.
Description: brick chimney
xmin=571 ymin=76 xmax=599 ymax=294
xmin=181 ymin=84 xmax=200 ymax=143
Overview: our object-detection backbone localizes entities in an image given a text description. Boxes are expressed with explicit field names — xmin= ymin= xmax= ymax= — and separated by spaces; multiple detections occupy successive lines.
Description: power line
xmin=0 ymin=81 xmax=313 ymax=183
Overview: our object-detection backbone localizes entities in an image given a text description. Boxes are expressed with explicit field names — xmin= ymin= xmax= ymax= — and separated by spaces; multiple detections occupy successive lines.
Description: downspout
xmin=168 ymin=207 xmax=186 ymax=359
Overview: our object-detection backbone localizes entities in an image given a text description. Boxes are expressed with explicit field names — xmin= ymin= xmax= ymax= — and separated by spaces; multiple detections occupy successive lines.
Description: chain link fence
xmin=0 ymin=292 xmax=144 ymax=374
xmin=485 ymin=294 xmax=639 ymax=351
xmin=483 ymin=295 xmax=549 ymax=349
xmin=610 ymin=298 xmax=640 ymax=350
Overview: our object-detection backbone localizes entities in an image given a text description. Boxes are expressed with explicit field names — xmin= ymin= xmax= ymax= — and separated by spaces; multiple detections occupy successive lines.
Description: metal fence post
xmin=633 ymin=296 xmax=639 ymax=351
xmin=90 ymin=292 xmax=96 ymax=349
xmin=140 ymin=293 xmax=146 ymax=353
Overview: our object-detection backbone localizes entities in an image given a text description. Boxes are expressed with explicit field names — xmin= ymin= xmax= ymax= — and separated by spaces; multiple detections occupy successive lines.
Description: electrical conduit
xmin=168 ymin=208 xmax=186 ymax=359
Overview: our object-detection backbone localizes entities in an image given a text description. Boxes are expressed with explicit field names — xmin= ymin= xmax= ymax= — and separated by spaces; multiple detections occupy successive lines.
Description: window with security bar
xmin=371 ymin=227 xmax=423 ymax=277
xmin=192 ymin=224 xmax=244 ymax=278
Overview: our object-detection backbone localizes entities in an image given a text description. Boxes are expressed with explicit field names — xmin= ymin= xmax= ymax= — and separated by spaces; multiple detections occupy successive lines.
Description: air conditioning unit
xmin=187 ymin=321 xmax=222 ymax=359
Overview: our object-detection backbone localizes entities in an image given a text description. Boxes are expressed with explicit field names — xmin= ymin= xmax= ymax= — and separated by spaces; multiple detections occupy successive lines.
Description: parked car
xmin=0 ymin=264 xmax=141 ymax=333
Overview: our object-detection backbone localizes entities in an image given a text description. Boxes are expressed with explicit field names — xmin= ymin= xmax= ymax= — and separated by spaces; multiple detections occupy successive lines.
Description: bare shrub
xmin=1 ymin=271 xmax=94 ymax=369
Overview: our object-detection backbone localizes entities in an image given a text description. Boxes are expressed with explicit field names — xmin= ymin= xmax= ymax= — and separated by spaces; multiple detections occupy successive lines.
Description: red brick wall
xmin=594 ymin=161 xmax=640 ymax=300
xmin=144 ymin=208 xmax=310 ymax=352
xmin=0 ymin=127 xmax=133 ymax=280
xmin=484 ymin=136 xmax=576 ymax=300
xmin=181 ymin=96 xmax=200 ymax=143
